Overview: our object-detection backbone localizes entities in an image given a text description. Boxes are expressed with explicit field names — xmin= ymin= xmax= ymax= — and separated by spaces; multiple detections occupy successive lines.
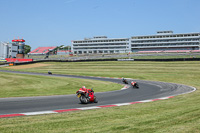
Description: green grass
xmin=2 ymin=61 xmax=200 ymax=85
xmin=0 ymin=61 xmax=200 ymax=133
xmin=0 ymin=72 xmax=122 ymax=98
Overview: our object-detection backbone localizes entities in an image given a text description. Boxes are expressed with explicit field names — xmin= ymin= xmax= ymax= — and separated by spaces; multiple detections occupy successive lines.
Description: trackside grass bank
xmin=0 ymin=72 xmax=122 ymax=98
xmin=0 ymin=61 xmax=200 ymax=132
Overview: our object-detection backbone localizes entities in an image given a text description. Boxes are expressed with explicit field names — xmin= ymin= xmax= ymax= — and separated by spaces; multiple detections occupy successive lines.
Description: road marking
xmin=98 ymin=105 xmax=118 ymax=108
xmin=0 ymin=96 xmax=176 ymax=118
xmin=23 ymin=111 xmax=57 ymax=116
xmin=77 ymin=106 xmax=101 ymax=110
xmin=115 ymin=103 xmax=131 ymax=106
xmin=54 ymin=109 xmax=81 ymax=113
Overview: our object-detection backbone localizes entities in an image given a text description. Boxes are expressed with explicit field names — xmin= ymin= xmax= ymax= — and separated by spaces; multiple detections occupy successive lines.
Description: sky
xmin=0 ymin=0 xmax=200 ymax=50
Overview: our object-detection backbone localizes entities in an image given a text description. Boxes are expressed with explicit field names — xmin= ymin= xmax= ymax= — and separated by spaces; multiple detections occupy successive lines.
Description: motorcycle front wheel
xmin=135 ymin=84 xmax=139 ymax=88
xmin=80 ymin=96 xmax=89 ymax=104
xmin=94 ymin=96 xmax=98 ymax=103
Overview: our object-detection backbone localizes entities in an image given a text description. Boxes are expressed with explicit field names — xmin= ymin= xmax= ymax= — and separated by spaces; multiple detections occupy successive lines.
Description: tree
xmin=57 ymin=45 xmax=71 ymax=50
xmin=24 ymin=45 xmax=31 ymax=54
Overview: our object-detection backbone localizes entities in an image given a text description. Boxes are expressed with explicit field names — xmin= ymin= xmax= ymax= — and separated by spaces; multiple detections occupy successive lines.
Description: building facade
xmin=131 ymin=31 xmax=200 ymax=52
xmin=0 ymin=42 xmax=8 ymax=59
xmin=8 ymin=42 xmax=18 ymax=58
xmin=72 ymin=36 xmax=131 ymax=54
xmin=0 ymin=39 xmax=25 ymax=58
xmin=12 ymin=39 xmax=25 ymax=58
xmin=71 ymin=31 xmax=200 ymax=54
xmin=0 ymin=42 xmax=18 ymax=58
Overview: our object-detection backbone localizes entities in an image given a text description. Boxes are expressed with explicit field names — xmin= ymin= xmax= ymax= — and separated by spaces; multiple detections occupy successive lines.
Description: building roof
xmin=28 ymin=46 xmax=57 ymax=54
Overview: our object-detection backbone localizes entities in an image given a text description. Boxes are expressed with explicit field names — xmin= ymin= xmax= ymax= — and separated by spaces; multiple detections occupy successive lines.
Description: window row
xmin=73 ymin=39 xmax=129 ymax=43
xmin=132 ymin=34 xmax=199 ymax=39
xmin=131 ymin=43 xmax=199 ymax=47
xmin=73 ymin=43 xmax=128 ymax=47
xmin=131 ymin=39 xmax=199 ymax=43
xmin=73 ymin=47 xmax=127 ymax=50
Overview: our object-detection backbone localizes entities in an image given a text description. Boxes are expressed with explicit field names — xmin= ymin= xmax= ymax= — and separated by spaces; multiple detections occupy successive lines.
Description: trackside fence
xmin=11 ymin=58 xmax=200 ymax=66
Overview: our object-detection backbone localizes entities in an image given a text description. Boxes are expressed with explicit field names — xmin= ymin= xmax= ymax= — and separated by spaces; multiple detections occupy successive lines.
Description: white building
xmin=8 ymin=43 xmax=18 ymax=57
xmin=131 ymin=31 xmax=200 ymax=52
xmin=72 ymin=36 xmax=131 ymax=54
xmin=71 ymin=31 xmax=200 ymax=54
xmin=0 ymin=42 xmax=18 ymax=58
xmin=0 ymin=42 xmax=8 ymax=58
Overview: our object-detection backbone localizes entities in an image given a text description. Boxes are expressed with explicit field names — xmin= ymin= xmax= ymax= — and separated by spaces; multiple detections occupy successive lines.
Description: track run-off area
xmin=0 ymin=70 xmax=196 ymax=118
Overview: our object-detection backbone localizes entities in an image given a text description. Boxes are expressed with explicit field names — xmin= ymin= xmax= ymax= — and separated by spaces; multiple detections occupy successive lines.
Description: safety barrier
xmin=12 ymin=58 xmax=200 ymax=66
xmin=5 ymin=58 xmax=33 ymax=62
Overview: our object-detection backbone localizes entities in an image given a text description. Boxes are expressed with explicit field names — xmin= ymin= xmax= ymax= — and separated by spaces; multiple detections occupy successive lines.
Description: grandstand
xmin=28 ymin=46 xmax=57 ymax=55
xmin=57 ymin=50 xmax=73 ymax=55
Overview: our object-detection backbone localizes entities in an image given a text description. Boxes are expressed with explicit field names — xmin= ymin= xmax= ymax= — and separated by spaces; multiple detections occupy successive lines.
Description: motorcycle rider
xmin=76 ymin=86 xmax=98 ymax=104
xmin=131 ymin=81 xmax=139 ymax=88
xmin=131 ymin=81 xmax=135 ymax=86
xmin=79 ymin=86 xmax=94 ymax=98
xmin=122 ymin=77 xmax=128 ymax=84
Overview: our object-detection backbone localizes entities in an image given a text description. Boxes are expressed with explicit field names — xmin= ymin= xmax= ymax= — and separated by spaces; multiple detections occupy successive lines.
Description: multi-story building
xmin=72 ymin=31 xmax=200 ymax=54
xmin=0 ymin=39 xmax=25 ymax=58
xmin=0 ymin=42 xmax=18 ymax=58
xmin=131 ymin=31 xmax=200 ymax=52
xmin=72 ymin=36 xmax=131 ymax=54
xmin=8 ymin=42 xmax=18 ymax=58
xmin=0 ymin=42 xmax=8 ymax=58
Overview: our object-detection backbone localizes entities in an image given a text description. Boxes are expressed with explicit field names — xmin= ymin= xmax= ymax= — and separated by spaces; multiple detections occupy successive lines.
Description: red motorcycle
xmin=76 ymin=87 xmax=98 ymax=104
xmin=131 ymin=81 xmax=139 ymax=88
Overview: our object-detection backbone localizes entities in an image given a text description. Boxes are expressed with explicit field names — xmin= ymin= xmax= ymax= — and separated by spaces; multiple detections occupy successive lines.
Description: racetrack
xmin=0 ymin=70 xmax=195 ymax=117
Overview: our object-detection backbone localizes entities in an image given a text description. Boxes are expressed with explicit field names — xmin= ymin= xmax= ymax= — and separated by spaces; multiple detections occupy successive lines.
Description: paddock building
xmin=0 ymin=39 xmax=25 ymax=58
xmin=72 ymin=36 xmax=131 ymax=54
xmin=131 ymin=31 xmax=200 ymax=52
xmin=71 ymin=31 xmax=200 ymax=54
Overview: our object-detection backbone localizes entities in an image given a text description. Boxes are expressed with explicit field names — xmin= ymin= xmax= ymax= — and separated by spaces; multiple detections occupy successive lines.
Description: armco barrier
xmin=134 ymin=58 xmax=200 ymax=61
xmin=13 ymin=59 xmax=117 ymax=65
xmin=13 ymin=58 xmax=200 ymax=66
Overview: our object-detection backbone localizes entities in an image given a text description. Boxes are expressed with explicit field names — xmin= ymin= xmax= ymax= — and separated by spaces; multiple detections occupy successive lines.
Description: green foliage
xmin=24 ymin=45 xmax=31 ymax=54
xmin=56 ymin=45 xmax=71 ymax=51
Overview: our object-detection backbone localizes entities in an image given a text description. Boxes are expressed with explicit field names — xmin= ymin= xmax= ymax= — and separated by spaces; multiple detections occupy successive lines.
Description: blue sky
xmin=0 ymin=0 xmax=200 ymax=50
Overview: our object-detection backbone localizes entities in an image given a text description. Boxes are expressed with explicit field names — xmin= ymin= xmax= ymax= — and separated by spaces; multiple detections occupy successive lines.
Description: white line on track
xmin=23 ymin=111 xmax=57 ymax=116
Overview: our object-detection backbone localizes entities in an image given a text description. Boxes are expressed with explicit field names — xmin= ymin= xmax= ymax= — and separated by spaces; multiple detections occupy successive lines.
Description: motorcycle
xmin=131 ymin=81 xmax=139 ymax=88
xmin=76 ymin=87 xmax=98 ymax=104
xmin=122 ymin=78 xmax=128 ymax=84
xmin=48 ymin=71 xmax=52 ymax=75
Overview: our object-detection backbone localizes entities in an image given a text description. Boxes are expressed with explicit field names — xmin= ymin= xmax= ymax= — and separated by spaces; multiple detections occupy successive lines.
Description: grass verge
xmin=0 ymin=61 xmax=200 ymax=132
xmin=0 ymin=72 xmax=122 ymax=98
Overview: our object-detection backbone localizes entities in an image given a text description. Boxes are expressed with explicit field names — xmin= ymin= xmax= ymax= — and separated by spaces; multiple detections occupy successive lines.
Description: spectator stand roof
xmin=28 ymin=46 xmax=57 ymax=55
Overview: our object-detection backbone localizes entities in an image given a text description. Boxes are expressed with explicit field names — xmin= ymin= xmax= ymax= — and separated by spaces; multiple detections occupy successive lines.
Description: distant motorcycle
xmin=76 ymin=87 xmax=98 ymax=104
xmin=122 ymin=78 xmax=128 ymax=84
xmin=48 ymin=71 xmax=52 ymax=75
xmin=131 ymin=81 xmax=139 ymax=88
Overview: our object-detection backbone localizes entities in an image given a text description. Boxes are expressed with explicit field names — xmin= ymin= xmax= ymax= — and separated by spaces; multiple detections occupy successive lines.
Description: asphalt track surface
xmin=0 ymin=70 xmax=195 ymax=116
